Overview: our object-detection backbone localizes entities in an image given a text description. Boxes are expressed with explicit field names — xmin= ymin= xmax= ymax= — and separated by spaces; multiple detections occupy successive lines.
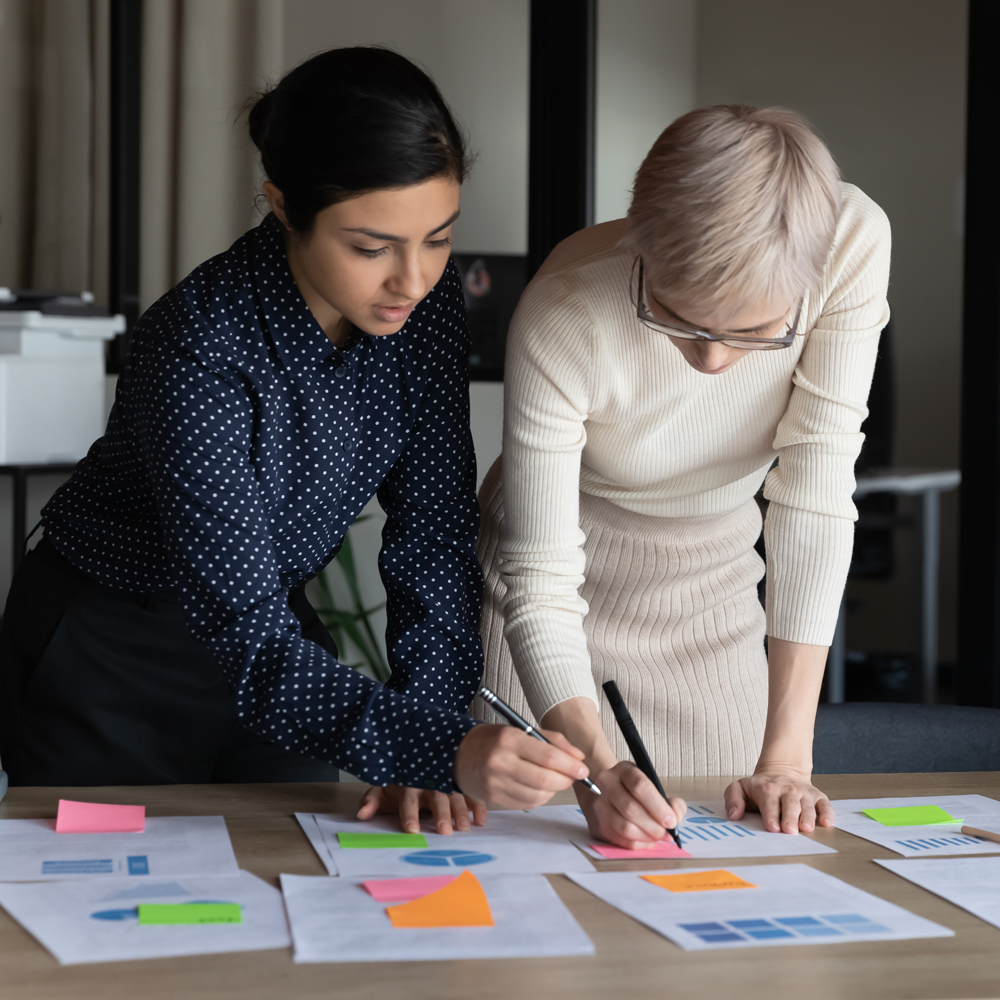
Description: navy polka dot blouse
xmin=42 ymin=213 xmax=484 ymax=793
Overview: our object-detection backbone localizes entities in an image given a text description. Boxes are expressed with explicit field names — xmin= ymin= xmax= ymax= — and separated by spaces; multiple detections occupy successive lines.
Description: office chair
xmin=813 ymin=702 xmax=1000 ymax=773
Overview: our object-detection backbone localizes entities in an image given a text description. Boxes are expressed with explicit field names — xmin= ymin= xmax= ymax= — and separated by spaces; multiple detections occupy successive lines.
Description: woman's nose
xmin=387 ymin=257 xmax=424 ymax=301
xmin=698 ymin=341 xmax=733 ymax=370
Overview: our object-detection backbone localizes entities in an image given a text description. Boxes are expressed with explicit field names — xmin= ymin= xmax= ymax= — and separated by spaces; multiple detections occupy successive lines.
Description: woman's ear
xmin=263 ymin=181 xmax=290 ymax=229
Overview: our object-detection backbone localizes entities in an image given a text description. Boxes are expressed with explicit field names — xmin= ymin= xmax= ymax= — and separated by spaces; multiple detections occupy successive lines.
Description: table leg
xmin=921 ymin=489 xmax=940 ymax=704
xmin=827 ymin=593 xmax=847 ymax=703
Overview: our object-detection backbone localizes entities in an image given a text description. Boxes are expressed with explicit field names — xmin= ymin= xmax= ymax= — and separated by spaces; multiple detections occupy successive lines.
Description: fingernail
xmin=728 ymin=808 xmax=737 ymax=819
xmin=577 ymin=766 xmax=588 ymax=779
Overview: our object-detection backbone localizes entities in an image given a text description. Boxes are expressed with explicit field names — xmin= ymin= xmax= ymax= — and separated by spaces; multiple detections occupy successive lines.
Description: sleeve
xmin=763 ymin=190 xmax=892 ymax=645
xmin=377 ymin=272 xmax=485 ymax=715
xmin=136 ymin=337 xmax=474 ymax=793
xmin=497 ymin=274 xmax=597 ymax=722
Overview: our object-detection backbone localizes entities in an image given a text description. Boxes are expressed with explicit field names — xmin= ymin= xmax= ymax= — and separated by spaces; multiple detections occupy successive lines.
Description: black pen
xmin=601 ymin=680 xmax=682 ymax=848
xmin=477 ymin=686 xmax=602 ymax=795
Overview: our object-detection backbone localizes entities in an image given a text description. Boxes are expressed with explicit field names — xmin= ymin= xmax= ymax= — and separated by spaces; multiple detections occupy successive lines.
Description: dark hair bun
xmin=248 ymin=46 xmax=469 ymax=232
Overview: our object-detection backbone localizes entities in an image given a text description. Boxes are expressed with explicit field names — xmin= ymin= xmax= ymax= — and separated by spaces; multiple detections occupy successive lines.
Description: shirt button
xmin=343 ymin=440 xmax=356 ymax=454
xmin=334 ymin=365 xmax=349 ymax=379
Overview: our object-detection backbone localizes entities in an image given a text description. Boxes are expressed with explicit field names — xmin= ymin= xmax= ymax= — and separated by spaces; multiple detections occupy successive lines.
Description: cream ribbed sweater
xmin=499 ymin=182 xmax=891 ymax=720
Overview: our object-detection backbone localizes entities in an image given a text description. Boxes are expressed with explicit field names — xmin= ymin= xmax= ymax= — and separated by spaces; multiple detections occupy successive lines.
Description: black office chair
xmin=813 ymin=702 xmax=1000 ymax=773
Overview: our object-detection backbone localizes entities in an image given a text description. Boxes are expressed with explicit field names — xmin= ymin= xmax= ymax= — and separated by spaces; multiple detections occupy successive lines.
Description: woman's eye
xmin=355 ymin=246 xmax=388 ymax=258
xmin=427 ymin=237 xmax=452 ymax=249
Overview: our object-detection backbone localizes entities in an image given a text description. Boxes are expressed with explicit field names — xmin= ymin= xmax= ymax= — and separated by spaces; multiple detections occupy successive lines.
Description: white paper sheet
xmin=0 ymin=816 xmax=239 ymax=881
xmin=876 ymin=856 xmax=1000 ymax=931
xmin=280 ymin=872 xmax=594 ymax=962
xmin=568 ymin=863 xmax=952 ymax=951
xmin=829 ymin=795 xmax=1000 ymax=857
xmin=0 ymin=871 xmax=289 ymax=964
xmin=306 ymin=810 xmax=596 ymax=877
xmin=295 ymin=812 xmax=338 ymax=875
xmin=532 ymin=802 xmax=838 ymax=859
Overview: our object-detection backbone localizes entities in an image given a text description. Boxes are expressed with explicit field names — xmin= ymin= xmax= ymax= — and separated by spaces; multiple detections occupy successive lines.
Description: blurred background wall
xmin=0 ymin=0 xmax=969 ymax=693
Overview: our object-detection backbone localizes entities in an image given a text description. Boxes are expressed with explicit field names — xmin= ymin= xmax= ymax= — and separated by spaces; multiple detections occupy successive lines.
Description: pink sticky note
xmin=55 ymin=799 xmax=145 ymax=834
xmin=362 ymin=876 xmax=458 ymax=903
xmin=589 ymin=841 xmax=692 ymax=860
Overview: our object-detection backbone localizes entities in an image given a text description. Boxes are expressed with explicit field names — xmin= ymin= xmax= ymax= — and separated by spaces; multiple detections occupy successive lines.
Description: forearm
xmin=756 ymin=637 xmax=828 ymax=776
xmin=540 ymin=696 xmax=617 ymax=774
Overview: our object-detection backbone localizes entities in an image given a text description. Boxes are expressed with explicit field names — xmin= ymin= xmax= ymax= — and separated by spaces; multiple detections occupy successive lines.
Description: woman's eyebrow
xmin=341 ymin=209 xmax=461 ymax=244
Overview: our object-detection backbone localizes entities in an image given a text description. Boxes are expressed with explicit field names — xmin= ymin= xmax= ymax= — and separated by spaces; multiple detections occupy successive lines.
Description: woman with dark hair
xmin=0 ymin=47 xmax=589 ymax=832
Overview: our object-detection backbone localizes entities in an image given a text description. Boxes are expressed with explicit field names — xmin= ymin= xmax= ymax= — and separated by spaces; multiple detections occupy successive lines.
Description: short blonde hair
xmin=626 ymin=105 xmax=841 ymax=317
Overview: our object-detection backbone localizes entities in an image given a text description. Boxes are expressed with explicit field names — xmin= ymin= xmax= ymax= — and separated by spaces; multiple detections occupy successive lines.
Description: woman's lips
xmin=373 ymin=303 xmax=414 ymax=324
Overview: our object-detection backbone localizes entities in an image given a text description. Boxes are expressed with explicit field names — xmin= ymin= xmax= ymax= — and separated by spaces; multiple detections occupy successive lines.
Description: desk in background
xmin=2 ymin=775 xmax=999 ymax=1000
xmin=827 ymin=468 xmax=962 ymax=705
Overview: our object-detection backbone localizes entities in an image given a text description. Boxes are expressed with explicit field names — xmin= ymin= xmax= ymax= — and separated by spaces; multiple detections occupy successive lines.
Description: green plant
xmin=312 ymin=517 xmax=391 ymax=682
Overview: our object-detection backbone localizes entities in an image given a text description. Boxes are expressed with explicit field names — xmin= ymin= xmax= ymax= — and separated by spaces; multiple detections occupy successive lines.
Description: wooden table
xmin=3 ymin=773 xmax=1000 ymax=1000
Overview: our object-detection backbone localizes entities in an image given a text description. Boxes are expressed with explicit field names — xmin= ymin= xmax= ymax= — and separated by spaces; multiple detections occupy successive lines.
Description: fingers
xmin=816 ymin=795 xmax=835 ymax=827
xmin=398 ymin=786 xmax=423 ymax=834
xmin=467 ymin=796 xmax=488 ymax=827
xmin=357 ymin=786 xmax=384 ymax=820
xmin=615 ymin=765 xmax=677 ymax=839
xmin=779 ymin=788 xmax=801 ymax=834
xmin=668 ymin=796 xmax=688 ymax=824
xmin=799 ymin=796 xmax=818 ymax=833
xmin=453 ymin=724 xmax=591 ymax=810
xmin=424 ymin=790 xmax=454 ymax=835
xmin=450 ymin=793 xmax=472 ymax=833
xmin=518 ymin=732 xmax=590 ymax=782
xmin=724 ymin=780 xmax=748 ymax=821
xmin=537 ymin=728 xmax=586 ymax=760
xmin=756 ymin=781 xmax=782 ymax=832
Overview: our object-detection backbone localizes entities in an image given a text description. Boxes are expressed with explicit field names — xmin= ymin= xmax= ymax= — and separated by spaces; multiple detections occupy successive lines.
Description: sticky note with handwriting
xmin=642 ymin=870 xmax=758 ymax=893
xmin=338 ymin=832 xmax=428 ymax=849
xmin=137 ymin=903 xmax=242 ymax=925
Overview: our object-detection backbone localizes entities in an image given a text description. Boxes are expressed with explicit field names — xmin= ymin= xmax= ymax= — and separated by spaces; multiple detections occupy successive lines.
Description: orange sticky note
xmin=55 ymin=800 xmax=145 ymax=834
xmin=642 ymin=870 xmax=758 ymax=893
xmin=385 ymin=870 xmax=494 ymax=928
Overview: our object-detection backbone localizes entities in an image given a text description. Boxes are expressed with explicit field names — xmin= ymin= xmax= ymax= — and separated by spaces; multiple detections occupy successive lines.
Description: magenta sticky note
xmin=55 ymin=799 xmax=145 ymax=834
xmin=362 ymin=876 xmax=458 ymax=903
xmin=589 ymin=840 xmax=692 ymax=860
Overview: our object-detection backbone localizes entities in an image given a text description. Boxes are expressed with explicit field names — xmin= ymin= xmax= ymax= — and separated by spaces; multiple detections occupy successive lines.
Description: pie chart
xmin=401 ymin=849 xmax=496 ymax=868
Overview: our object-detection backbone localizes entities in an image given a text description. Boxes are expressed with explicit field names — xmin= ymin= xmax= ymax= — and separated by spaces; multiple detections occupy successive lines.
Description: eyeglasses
xmin=634 ymin=258 xmax=803 ymax=351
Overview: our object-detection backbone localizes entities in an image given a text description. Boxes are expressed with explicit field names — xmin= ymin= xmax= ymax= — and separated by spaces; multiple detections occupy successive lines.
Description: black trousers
xmin=0 ymin=537 xmax=339 ymax=786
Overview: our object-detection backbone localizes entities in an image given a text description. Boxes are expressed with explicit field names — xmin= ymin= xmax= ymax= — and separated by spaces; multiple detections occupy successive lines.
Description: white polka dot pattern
xmin=42 ymin=213 xmax=484 ymax=792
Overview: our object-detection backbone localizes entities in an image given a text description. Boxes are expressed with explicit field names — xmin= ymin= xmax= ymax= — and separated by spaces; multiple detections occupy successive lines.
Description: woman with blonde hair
xmin=477 ymin=105 xmax=890 ymax=847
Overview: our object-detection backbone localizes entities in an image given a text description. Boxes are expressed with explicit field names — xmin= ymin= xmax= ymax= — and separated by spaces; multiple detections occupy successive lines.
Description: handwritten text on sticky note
xmin=338 ymin=832 xmax=428 ymax=849
xmin=137 ymin=903 xmax=242 ymax=925
xmin=55 ymin=800 xmax=145 ymax=834
xmin=642 ymin=870 xmax=758 ymax=893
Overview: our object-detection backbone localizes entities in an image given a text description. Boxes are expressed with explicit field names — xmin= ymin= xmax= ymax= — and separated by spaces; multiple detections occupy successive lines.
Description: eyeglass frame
xmin=634 ymin=258 xmax=803 ymax=351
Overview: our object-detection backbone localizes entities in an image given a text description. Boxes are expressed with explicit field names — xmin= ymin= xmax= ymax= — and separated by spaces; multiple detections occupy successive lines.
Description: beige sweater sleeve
xmin=763 ymin=189 xmax=892 ymax=644
xmin=499 ymin=274 xmax=599 ymax=716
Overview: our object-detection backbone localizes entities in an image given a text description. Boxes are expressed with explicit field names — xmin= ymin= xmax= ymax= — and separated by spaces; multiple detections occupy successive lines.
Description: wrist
xmin=540 ymin=696 xmax=617 ymax=774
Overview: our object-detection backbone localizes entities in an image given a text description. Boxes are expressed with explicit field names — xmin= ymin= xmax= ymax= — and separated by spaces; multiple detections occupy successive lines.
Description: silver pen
xmin=477 ymin=686 xmax=602 ymax=795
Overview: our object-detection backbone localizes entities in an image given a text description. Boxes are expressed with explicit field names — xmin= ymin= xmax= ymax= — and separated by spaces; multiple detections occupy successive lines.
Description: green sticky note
xmin=338 ymin=832 xmax=428 ymax=849
xmin=137 ymin=903 xmax=242 ymax=925
xmin=862 ymin=805 xmax=962 ymax=827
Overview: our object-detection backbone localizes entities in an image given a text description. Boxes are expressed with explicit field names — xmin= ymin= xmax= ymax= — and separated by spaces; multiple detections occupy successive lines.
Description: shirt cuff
xmin=337 ymin=686 xmax=478 ymax=794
